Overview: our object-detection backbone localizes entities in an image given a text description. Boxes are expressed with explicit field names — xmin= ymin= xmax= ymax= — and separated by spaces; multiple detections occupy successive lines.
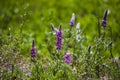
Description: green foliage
xmin=0 ymin=0 xmax=120 ymax=79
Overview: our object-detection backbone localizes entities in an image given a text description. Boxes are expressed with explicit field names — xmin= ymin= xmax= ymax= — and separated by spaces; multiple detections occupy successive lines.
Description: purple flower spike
xmin=102 ymin=10 xmax=108 ymax=27
xmin=56 ymin=25 xmax=62 ymax=50
xmin=70 ymin=13 xmax=75 ymax=27
xmin=64 ymin=52 xmax=71 ymax=64
xmin=30 ymin=40 xmax=36 ymax=58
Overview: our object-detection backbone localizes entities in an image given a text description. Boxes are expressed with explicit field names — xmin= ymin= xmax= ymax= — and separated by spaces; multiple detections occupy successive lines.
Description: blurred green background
xmin=0 ymin=0 xmax=120 ymax=57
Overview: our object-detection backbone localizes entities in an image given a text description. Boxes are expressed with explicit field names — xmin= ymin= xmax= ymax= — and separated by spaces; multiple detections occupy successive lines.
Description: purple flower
xmin=70 ymin=13 xmax=75 ymax=27
xmin=102 ymin=10 xmax=108 ymax=27
xmin=30 ymin=40 xmax=36 ymax=58
xmin=64 ymin=52 xmax=71 ymax=64
xmin=56 ymin=25 xmax=62 ymax=50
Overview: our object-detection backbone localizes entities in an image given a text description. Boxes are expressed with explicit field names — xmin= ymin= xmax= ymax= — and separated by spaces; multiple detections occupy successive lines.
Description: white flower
xmin=76 ymin=23 xmax=80 ymax=30
xmin=76 ymin=23 xmax=81 ymax=41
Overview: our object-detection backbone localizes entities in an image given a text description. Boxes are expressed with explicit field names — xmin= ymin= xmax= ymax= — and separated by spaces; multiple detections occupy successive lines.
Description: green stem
xmin=97 ymin=17 xmax=101 ymax=38
xmin=103 ymin=27 xmax=106 ymax=39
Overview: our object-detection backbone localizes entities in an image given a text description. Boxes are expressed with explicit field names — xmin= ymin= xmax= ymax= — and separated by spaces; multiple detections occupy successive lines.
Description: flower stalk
xmin=30 ymin=40 xmax=37 ymax=58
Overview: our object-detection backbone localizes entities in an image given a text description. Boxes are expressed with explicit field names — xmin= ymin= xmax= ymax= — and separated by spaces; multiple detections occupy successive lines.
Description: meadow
xmin=0 ymin=0 xmax=120 ymax=79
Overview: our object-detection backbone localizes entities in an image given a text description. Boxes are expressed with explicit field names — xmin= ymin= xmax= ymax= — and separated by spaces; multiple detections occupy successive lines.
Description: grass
xmin=0 ymin=0 xmax=120 ymax=79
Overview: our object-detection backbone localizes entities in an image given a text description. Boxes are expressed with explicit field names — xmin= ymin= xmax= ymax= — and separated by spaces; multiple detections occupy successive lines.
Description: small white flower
xmin=76 ymin=23 xmax=81 ymax=41
xmin=76 ymin=23 xmax=80 ymax=30
xmin=71 ymin=13 xmax=75 ymax=21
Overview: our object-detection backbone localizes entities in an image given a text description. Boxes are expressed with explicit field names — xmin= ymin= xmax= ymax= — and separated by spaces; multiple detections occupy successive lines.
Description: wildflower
xmin=101 ymin=10 xmax=108 ymax=27
xmin=30 ymin=40 xmax=36 ymax=58
xmin=76 ymin=23 xmax=81 ymax=41
xmin=64 ymin=52 xmax=71 ymax=64
xmin=76 ymin=23 xmax=80 ymax=30
xmin=70 ymin=13 xmax=75 ymax=27
xmin=56 ymin=25 xmax=62 ymax=50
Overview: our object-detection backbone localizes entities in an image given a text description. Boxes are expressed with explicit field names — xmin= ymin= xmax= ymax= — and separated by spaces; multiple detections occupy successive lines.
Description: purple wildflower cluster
xmin=30 ymin=40 xmax=36 ymax=58
xmin=64 ymin=52 xmax=71 ymax=64
xmin=56 ymin=25 xmax=62 ymax=50
xmin=102 ymin=10 xmax=108 ymax=27
xmin=49 ymin=10 xmax=108 ymax=64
